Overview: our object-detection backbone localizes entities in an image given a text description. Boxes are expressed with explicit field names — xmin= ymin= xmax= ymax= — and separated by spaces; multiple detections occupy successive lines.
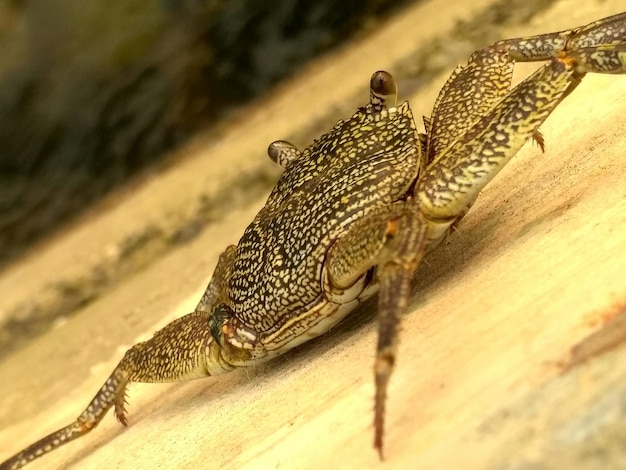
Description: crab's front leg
xmin=0 ymin=316 xmax=231 ymax=470
xmin=324 ymin=201 xmax=428 ymax=458
xmin=0 ymin=247 xmax=242 ymax=470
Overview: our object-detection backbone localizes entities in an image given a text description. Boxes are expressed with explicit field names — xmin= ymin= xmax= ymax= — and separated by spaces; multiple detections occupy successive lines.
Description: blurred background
xmin=0 ymin=0 xmax=412 ymax=270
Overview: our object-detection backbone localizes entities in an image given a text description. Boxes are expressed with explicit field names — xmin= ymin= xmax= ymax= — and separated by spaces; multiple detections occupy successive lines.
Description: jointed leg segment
xmin=325 ymin=203 xmax=428 ymax=456
xmin=1 ymin=311 xmax=227 ymax=470
xmin=418 ymin=12 xmax=626 ymax=222
xmin=493 ymin=11 xmax=626 ymax=62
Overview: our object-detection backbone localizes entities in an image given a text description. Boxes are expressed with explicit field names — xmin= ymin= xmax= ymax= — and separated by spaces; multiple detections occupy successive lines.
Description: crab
xmin=2 ymin=11 xmax=626 ymax=470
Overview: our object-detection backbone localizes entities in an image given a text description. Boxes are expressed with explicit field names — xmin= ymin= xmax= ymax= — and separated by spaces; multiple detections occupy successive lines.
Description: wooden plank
xmin=1 ymin=1 xmax=625 ymax=469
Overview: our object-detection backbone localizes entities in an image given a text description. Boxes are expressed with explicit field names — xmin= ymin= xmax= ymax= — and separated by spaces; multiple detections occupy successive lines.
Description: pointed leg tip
xmin=374 ymin=435 xmax=385 ymax=462
xmin=375 ymin=443 xmax=385 ymax=461
xmin=114 ymin=405 xmax=129 ymax=427
xmin=373 ymin=425 xmax=385 ymax=461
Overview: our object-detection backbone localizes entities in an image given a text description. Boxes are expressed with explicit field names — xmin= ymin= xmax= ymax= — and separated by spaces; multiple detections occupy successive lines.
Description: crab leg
xmin=417 ymin=57 xmax=578 ymax=218
xmin=493 ymin=11 xmax=626 ymax=62
xmin=324 ymin=202 xmax=428 ymax=457
xmin=0 ymin=248 xmax=239 ymax=470
xmin=0 ymin=311 xmax=235 ymax=470
xmin=417 ymin=19 xmax=626 ymax=220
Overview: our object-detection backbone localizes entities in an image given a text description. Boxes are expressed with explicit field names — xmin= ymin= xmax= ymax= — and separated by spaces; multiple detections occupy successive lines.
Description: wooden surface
xmin=1 ymin=1 xmax=626 ymax=469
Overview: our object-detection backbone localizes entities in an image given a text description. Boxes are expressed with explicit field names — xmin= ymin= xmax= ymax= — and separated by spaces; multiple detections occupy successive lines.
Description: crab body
xmin=214 ymin=94 xmax=422 ymax=365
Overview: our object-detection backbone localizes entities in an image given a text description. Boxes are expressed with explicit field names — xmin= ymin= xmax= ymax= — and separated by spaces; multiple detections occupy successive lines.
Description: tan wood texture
xmin=1 ymin=1 xmax=625 ymax=469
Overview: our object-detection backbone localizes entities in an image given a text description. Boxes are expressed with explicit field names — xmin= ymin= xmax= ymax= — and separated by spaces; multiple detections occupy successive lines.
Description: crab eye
xmin=209 ymin=303 xmax=233 ymax=346
xmin=267 ymin=141 xmax=282 ymax=162
xmin=369 ymin=70 xmax=398 ymax=108
xmin=267 ymin=140 xmax=301 ymax=169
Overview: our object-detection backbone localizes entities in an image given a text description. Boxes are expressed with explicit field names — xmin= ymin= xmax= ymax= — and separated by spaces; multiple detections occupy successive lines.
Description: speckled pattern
xmin=2 ymin=11 xmax=626 ymax=470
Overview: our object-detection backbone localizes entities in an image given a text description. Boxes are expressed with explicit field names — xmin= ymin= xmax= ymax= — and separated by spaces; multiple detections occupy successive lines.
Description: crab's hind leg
xmin=418 ymin=14 xmax=626 ymax=222
xmin=493 ymin=11 xmax=626 ymax=63
xmin=425 ymin=12 xmax=626 ymax=168
xmin=492 ymin=12 xmax=626 ymax=84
